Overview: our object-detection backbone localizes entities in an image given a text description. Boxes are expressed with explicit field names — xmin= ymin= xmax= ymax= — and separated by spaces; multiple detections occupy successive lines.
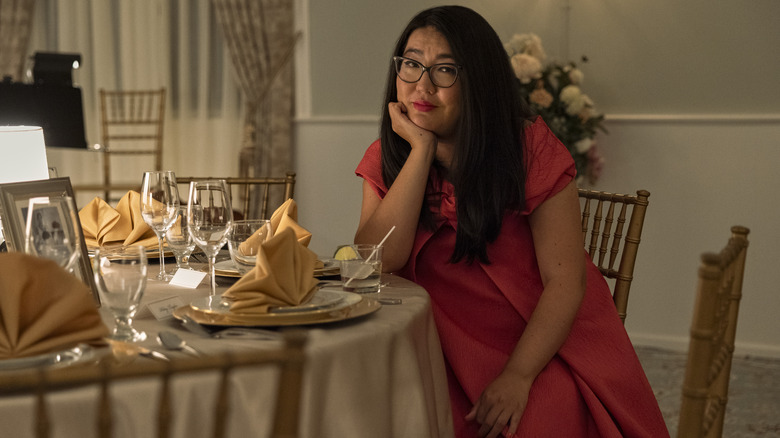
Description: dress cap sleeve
xmin=355 ymin=139 xmax=388 ymax=199
xmin=522 ymin=118 xmax=576 ymax=214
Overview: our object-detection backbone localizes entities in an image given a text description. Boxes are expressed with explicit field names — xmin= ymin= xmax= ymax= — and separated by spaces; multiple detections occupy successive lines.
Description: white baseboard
xmin=629 ymin=332 xmax=780 ymax=360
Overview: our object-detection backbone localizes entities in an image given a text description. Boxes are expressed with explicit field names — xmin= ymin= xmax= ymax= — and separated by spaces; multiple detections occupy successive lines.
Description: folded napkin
xmin=238 ymin=198 xmax=312 ymax=256
xmin=223 ymin=227 xmax=319 ymax=314
xmin=79 ymin=191 xmax=158 ymax=249
xmin=0 ymin=253 xmax=109 ymax=359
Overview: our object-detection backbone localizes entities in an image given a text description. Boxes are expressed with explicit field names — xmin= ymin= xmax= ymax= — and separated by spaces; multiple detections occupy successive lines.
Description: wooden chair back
xmin=578 ymin=188 xmax=650 ymax=324
xmin=677 ymin=226 xmax=749 ymax=438
xmin=178 ymin=173 xmax=295 ymax=220
xmin=0 ymin=330 xmax=307 ymax=438
xmin=73 ymin=88 xmax=166 ymax=202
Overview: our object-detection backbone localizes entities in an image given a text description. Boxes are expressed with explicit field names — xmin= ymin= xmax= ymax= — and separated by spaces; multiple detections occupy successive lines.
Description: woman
xmin=354 ymin=6 xmax=668 ymax=438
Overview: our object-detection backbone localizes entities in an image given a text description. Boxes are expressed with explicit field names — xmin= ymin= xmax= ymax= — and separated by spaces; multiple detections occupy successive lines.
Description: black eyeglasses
xmin=393 ymin=56 xmax=461 ymax=88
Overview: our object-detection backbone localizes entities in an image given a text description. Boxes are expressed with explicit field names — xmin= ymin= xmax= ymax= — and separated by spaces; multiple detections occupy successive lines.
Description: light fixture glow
xmin=0 ymin=126 xmax=50 ymax=184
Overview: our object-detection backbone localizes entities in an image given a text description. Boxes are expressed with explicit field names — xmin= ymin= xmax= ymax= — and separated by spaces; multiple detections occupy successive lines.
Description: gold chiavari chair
xmin=578 ymin=188 xmax=651 ymax=324
xmin=0 ymin=330 xmax=307 ymax=438
xmin=73 ymin=88 xmax=166 ymax=202
xmin=177 ymin=172 xmax=295 ymax=220
xmin=677 ymin=226 xmax=749 ymax=438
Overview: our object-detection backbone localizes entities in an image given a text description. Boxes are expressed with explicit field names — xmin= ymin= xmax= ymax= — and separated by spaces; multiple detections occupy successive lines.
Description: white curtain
xmin=29 ymin=0 xmax=243 ymax=206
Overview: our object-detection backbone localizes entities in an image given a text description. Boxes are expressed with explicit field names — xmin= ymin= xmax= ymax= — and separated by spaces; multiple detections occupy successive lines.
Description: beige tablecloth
xmin=0 ymin=268 xmax=454 ymax=438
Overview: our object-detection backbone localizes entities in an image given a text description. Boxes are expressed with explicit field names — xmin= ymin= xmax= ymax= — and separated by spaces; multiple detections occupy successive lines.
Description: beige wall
xmin=294 ymin=0 xmax=780 ymax=357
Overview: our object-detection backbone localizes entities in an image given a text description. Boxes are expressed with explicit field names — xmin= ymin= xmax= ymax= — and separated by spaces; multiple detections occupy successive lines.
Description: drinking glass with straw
xmin=341 ymin=226 xmax=395 ymax=293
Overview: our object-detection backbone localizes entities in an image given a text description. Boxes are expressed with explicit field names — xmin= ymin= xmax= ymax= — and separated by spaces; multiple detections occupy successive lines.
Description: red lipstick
xmin=412 ymin=100 xmax=436 ymax=112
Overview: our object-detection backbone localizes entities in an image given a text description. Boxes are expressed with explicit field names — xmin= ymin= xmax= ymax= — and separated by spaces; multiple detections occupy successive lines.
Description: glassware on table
xmin=24 ymin=196 xmax=82 ymax=273
xmin=140 ymin=170 xmax=180 ymax=281
xmin=165 ymin=207 xmax=196 ymax=271
xmin=187 ymin=180 xmax=233 ymax=295
xmin=93 ymin=246 xmax=148 ymax=342
xmin=227 ymin=219 xmax=273 ymax=275
xmin=339 ymin=244 xmax=383 ymax=294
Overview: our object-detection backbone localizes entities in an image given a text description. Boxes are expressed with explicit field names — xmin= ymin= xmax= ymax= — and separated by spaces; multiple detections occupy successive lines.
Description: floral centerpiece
xmin=504 ymin=33 xmax=606 ymax=184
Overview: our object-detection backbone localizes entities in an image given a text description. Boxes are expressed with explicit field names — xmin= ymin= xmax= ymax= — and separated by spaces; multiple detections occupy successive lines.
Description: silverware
xmin=140 ymin=348 xmax=171 ymax=361
xmin=211 ymin=327 xmax=281 ymax=340
xmin=179 ymin=314 xmax=280 ymax=340
xmin=180 ymin=314 xmax=213 ymax=337
xmin=107 ymin=339 xmax=170 ymax=362
xmin=158 ymin=330 xmax=201 ymax=356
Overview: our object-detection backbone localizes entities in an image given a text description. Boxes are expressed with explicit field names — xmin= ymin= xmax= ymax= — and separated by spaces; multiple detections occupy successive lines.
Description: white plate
xmin=314 ymin=258 xmax=340 ymax=277
xmin=0 ymin=345 xmax=95 ymax=370
xmin=214 ymin=259 xmax=241 ymax=278
xmin=216 ymin=259 xmax=341 ymax=278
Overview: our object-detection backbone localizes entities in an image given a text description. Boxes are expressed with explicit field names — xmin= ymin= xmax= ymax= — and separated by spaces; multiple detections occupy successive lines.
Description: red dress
xmin=356 ymin=118 xmax=669 ymax=437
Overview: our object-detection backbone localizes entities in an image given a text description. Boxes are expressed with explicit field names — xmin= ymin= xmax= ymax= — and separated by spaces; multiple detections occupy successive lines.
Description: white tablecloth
xmin=0 ymin=271 xmax=454 ymax=438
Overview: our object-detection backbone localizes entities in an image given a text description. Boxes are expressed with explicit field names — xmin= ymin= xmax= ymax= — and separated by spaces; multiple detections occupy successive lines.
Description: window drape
xmin=28 ymin=0 xmax=245 ymax=206
xmin=0 ymin=0 xmax=36 ymax=80
xmin=211 ymin=0 xmax=298 ymax=215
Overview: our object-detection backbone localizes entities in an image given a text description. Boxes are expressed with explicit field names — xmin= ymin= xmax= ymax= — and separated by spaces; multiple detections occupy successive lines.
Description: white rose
xmin=511 ymin=54 xmax=542 ymax=84
xmin=568 ymin=68 xmax=584 ymax=85
xmin=505 ymin=33 xmax=546 ymax=62
xmin=523 ymin=34 xmax=546 ymax=63
xmin=559 ymin=85 xmax=582 ymax=103
xmin=574 ymin=138 xmax=594 ymax=153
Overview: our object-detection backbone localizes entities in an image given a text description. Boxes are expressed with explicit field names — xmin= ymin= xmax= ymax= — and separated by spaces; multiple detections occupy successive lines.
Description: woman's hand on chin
xmin=388 ymin=102 xmax=437 ymax=154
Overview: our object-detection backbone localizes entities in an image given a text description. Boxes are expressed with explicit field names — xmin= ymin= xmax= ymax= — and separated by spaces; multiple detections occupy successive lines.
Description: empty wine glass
xmin=187 ymin=180 xmax=233 ymax=295
xmin=140 ymin=170 xmax=180 ymax=281
xmin=24 ymin=196 xmax=81 ymax=273
xmin=165 ymin=207 xmax=196 ymax=271
xmin=93 ymin=246 xmax=148 ymax=342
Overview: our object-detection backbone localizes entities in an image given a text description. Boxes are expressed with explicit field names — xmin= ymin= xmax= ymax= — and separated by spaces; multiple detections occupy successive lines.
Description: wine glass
xmin=165 ymin=207 xmax=196 ymax=271
xmin=140 ymin=170 xmax=180 ymax=281
xmin=24 ymin=196 xmax=81 ymax=273
xmin=93 ymin=246 xmax=148 ymax=342
xmin=187 ymin=180 xmax=233 ymax=295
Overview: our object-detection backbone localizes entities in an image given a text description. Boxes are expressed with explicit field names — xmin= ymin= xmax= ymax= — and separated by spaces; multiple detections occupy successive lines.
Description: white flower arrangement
xmin=504 ymin=33 xmax=606 ymax=184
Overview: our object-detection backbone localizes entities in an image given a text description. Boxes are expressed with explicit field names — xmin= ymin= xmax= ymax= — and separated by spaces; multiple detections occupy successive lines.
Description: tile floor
xmin=635 ymin=346 xmax=780 ymax=437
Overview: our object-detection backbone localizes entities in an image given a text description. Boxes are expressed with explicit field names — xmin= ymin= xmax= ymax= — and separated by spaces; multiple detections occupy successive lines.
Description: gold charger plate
xmin=88 ymin=246 xmax=174 ymax=259
xmin=172 ymin=291 xmax=381 ymax=327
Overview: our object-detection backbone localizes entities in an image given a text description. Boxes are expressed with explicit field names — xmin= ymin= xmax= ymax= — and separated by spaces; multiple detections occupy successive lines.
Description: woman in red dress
xmin=354 ymin=6 xmax=668 ymax=438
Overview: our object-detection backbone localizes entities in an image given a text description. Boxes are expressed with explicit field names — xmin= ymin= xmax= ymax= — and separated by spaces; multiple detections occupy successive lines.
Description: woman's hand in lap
xmin=466 ymin=369 xmax=530 ymax=438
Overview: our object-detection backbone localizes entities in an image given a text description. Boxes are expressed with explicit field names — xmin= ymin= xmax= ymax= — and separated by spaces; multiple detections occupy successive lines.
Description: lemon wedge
xmin=333 ymin=245 xmax=358 ymax=260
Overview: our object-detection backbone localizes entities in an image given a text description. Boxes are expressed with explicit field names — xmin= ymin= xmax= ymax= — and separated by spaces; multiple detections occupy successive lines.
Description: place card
xmin=147 ymin=296 xmax=185 ymax=321
xmin=169 ymin=268 xmax=207 ymax=288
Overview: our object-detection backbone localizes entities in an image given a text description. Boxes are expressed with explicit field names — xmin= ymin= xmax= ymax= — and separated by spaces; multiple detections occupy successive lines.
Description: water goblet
xmin=140 ymin=170 xmax=180 ymax=281
xmin=24 ymin=196 xmax=82 ymax=273
xmin=187 ymin=180 xmax=233 ymax=295
xmin=227 ymin=219 xmax=273 ymax=275
xmin=93 ymin=246 xmax=148 ymax=342
xmin=165 ymin=207 xmax=196 ymax=271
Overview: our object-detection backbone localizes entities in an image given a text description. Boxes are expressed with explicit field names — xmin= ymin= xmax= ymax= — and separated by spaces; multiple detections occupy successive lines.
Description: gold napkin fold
xmin=238 ymin=198 xmax=312 ymax=256
xmin=0 ymin=253 xmax=110 ymax=359
xmin=223 ymin=227 xmax=319 ymax=314
xmin=78 ymin=191 xmax=159 ymax=249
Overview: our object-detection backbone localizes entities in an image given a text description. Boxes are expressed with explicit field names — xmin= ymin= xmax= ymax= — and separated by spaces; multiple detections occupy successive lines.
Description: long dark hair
xmin=379 ymin=6 xmax=534 ymax=264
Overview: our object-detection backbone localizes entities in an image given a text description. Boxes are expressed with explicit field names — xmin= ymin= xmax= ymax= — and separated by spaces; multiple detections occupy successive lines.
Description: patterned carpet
xmin=635 ymin=346 xmax=780 ymax=437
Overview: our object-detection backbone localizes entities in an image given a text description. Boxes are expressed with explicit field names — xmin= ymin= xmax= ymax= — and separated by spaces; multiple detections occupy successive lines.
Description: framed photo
xmin=0 ymin=177 xmax=100 ymax=304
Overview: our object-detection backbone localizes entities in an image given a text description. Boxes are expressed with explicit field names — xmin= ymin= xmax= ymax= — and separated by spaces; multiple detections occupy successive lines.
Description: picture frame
xmin=0 ymin=177 xmax=100 ymax=304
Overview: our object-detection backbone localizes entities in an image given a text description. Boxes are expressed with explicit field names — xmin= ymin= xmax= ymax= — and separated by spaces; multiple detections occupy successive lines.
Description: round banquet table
xmin=0 ymin=268 xmax=455 ymax=438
